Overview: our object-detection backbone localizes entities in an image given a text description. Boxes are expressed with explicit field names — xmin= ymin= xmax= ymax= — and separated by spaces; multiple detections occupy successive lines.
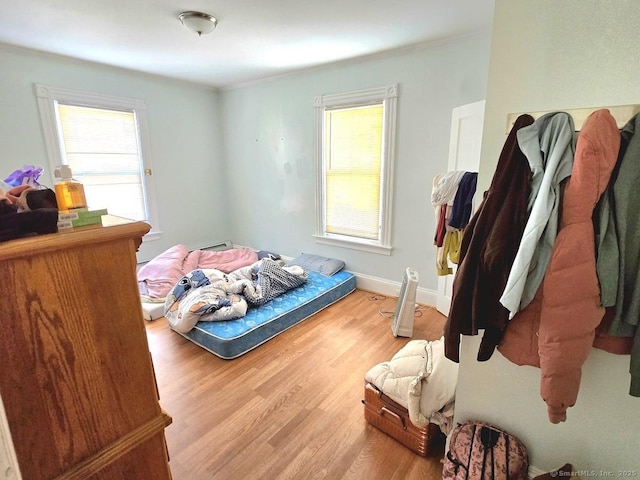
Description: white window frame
xmin=35 ymin=84 xmax=161 ymax=241
xmin=314 ymin=84 xmax=398 ymax=255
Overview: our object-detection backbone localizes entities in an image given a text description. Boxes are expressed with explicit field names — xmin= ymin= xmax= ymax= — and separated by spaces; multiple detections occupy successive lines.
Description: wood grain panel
xmin=0 ymin=221 xmax=172 ymax=479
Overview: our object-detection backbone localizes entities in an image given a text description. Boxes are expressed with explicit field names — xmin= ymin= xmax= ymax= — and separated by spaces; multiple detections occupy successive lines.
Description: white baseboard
xmin=350 ymin=271 xmax=438 ymax=306
xmin=228 ymin=245 xmax=440 ymax=306
xmin=528 ymin=465 xmax=545 ymax=479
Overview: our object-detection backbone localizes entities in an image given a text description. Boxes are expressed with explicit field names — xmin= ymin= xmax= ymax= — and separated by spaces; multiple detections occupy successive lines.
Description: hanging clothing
xmin=499 ymin=112 xmax=575 ymax=319
xmin=432 ymin=171 xmax=466 ymax=276
xmin=431 ymin=171 xmax=467 ymax=206
xmin=444 ymin=114 xmax=534 ymax=363
xmin=498 ymin=109 xmax=620 ymax=423
xmin=434 ymin=204 xmax=448 ymax=247
xmin=432 ymin=171 xmax=466 ymax=246
xmin=448 ymin=172 xmax=478 ymax=230
xmin=593 ymin=308 xmax=633 ymax=355
xmin=437 ymin=229 xmax=463 ymax=276
xmin=594 ymin=112 xmax=640 ymax=396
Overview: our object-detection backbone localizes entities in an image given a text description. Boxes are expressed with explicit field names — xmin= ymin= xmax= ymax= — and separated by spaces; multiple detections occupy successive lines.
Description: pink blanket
xmin=137 ymin=245 xmax=258 ymax=299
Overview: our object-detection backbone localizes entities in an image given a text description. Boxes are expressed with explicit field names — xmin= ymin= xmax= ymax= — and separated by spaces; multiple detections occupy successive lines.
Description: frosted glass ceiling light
xmin=179 ymin=11 xmax=218 ymax=36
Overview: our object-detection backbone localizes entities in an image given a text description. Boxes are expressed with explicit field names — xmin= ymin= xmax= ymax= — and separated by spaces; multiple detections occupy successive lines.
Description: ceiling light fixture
xmin=178 ymin=11 xmax=218 ymax=36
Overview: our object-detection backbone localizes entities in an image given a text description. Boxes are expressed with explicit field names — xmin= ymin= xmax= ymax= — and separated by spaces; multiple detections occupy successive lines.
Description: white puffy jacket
xmin=365 ymin=337 xmax=459 ymax=434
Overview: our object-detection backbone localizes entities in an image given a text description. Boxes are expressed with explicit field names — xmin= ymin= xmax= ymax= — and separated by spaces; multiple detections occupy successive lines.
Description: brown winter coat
xmin=444 ymin=114 xmax=534 ymax=363
xmin=498 ymin=109 xmax=620 ymax=423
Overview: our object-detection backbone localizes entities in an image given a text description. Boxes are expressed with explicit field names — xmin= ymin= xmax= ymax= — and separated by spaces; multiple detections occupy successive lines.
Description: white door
xmin=436 ymin=100 xmax=485 ymax=316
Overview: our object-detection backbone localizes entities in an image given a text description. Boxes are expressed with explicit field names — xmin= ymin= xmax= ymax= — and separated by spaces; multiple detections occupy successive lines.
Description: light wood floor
xmin=145 ymin=289 xmax=448 ymax=480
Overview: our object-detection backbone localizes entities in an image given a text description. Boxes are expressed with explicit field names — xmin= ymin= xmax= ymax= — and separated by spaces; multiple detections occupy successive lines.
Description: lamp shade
xmin=179 ymin=11 xmax=218 ymax=36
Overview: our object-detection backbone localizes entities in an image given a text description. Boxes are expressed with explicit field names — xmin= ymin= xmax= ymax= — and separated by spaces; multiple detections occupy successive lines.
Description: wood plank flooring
xmin=144 ymin=289 xmax=448 ymax=480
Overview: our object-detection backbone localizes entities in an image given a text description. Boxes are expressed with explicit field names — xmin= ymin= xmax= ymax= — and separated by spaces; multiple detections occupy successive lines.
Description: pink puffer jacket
xmin=498 ymin=109 xmax=620 ymax=423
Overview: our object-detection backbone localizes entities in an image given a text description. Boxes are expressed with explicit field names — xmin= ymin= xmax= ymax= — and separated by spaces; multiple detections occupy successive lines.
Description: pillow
xmin=286 ymin=253 xmax=345 ymax=276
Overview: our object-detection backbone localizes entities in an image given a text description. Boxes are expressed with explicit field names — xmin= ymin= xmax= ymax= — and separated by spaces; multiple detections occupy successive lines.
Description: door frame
xmin=436 ymin=100 xmax=485 ymax=316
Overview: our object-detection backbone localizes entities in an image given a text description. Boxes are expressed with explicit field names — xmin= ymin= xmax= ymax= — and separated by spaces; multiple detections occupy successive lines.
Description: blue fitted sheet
xmin=175 ymin=270 xmax=356 ymax=359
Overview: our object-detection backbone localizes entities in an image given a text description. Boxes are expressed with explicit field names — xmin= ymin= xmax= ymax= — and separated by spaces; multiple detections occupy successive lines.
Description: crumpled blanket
xmin=364 ymin=337 xmax=459 ymax=435
xmin=137 ymin=244 xmax=258 ymax=299
xmin=229 ymin=258 xmax=308 ymax=307
xmin=164 ymin=258 xmax=308 ymax=333
xmin=164 ymin=268 xmax=249 ymax=333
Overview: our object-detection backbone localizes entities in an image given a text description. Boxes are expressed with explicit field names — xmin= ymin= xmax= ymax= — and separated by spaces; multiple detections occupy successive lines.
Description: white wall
xmin=0 ymin=31 xmax=491 ymax=293
xmin=220 ymin=32 xmax=492 ymax=289
xmin=455 ymin=1 xmax=640 ymax=472
xmin=0 ymin=44 xmax=229 ymax=262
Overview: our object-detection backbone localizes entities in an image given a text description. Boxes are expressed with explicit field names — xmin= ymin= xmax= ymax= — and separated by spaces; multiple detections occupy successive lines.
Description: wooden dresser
xmin=0 ymin=220 xmax=172 ymax=479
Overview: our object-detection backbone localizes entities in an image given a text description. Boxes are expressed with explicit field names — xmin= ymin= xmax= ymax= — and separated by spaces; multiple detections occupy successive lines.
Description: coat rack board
xmin=506 ymin=104 xmax=640 ymax=134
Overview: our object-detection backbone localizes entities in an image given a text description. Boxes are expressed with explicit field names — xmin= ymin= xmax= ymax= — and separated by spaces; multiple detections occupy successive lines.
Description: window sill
xmin=313 ymin=234 xmax=392 ymax=255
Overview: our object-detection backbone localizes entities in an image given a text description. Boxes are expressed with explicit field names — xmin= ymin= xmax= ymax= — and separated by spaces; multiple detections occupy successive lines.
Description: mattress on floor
xmin=141 ymin=300 xmax=165 ymax=321
xmin=175 ymin=269 xmax=356 ymax=359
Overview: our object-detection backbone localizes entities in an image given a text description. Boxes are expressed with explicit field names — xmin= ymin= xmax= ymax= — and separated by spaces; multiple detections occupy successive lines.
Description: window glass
xmin=57 ymin=104 xmax=146 ymax=221
xmin=314 ymin=85 xmax=397 ymax=254
xmin=36 ymin=84 xmax=160 ymax=239
xmin=324 ymin=105 xmax=383 ymax=240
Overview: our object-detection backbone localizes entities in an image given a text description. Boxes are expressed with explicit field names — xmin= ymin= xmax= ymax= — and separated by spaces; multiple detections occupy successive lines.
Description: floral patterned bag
xmin=442 ymin=420 xmax=528 ymax=480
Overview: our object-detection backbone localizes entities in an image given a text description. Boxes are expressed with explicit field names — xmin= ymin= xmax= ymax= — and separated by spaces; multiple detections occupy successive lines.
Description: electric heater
xmin=391 ymin=268 xmax=419 ymax=337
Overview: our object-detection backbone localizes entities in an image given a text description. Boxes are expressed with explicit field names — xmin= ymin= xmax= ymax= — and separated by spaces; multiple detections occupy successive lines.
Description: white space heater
xmin=391 ymin=268 xmax=419 ymax=338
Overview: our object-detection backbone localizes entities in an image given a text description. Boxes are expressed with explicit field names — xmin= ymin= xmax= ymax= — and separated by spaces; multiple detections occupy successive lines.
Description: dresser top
xmin=0 ymin=216 xmax=151 ymax=261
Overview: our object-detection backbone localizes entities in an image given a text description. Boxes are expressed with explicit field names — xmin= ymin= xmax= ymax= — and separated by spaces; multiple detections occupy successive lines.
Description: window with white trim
xmin=314 ymin=84 xmax=398 ymax=255
xmin=36 ymin=84 xmax=160 ymax=239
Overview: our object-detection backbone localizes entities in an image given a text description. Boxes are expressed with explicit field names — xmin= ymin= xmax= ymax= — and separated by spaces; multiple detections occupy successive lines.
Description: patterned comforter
xmin=164 ymin=258 xmax=308 ymax=333
xmin=234 ymin=258 xmax=308 ymax=306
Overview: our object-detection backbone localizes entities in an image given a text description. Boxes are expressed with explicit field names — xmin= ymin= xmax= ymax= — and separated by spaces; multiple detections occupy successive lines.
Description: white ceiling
xmin=0 ymin=0 xmax=494 ymax=88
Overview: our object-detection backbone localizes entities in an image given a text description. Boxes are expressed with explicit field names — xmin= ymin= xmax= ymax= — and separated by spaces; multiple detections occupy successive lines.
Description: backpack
xmin=442 ymin=420 xmax=529 ymax=480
